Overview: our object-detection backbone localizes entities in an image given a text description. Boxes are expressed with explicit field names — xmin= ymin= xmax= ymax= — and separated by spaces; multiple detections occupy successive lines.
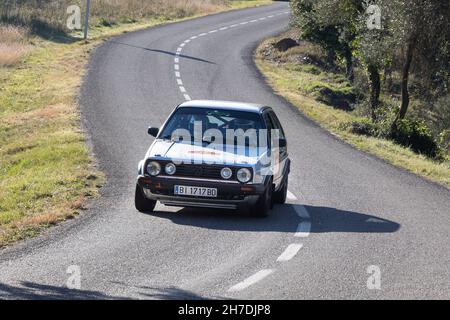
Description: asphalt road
xmin=0 ymin=2 xmax=449 ymax=299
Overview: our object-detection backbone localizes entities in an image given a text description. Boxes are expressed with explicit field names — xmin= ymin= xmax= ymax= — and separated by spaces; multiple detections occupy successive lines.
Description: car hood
xmin=146 ymin=139 xmax=264 ymax=165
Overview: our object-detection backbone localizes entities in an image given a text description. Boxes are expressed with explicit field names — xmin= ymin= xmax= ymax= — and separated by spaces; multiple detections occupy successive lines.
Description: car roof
xmin=177 ymin=100 xmax=268 ymax=113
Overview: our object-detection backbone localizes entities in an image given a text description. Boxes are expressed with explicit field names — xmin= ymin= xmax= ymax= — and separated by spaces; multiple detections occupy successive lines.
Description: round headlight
xmin=220 ymin=167 xmax=232 ymax=180
xmin=147 ymin=161 xmax=161 ymax=176
xmin=165 ymin=163 xmax=176 ymax=175
xmin=236 ymin=168 xmax=252 ymax=183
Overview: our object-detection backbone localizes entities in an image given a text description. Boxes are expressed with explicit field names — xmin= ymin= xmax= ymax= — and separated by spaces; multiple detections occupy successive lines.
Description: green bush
xmin=307 ymin=82 xmax=356 ymax=111
xmin=438 ymin=129 xmax=450 ymax=156
xmin=391 ymin=119 xmax=440 ymax=159
xmin=97 ymin=17 xmax=115 ymax=27
xmin=349 ymin=118 xmax=379 ymax=136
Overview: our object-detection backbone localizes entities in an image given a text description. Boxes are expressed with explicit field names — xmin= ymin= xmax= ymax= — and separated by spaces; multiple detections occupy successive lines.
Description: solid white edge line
xmin=295 ymin=221 xmax=311 ymax=238
xmin=228 ymin=269 xmax=274 ymax=292
xmin=276 ymin=243 xmax=303 ymax=262
xmin=294 ymin=205 xmax=310 ymax=219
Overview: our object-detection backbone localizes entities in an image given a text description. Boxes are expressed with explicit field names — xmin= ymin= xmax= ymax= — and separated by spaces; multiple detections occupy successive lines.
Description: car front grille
xmin=146 ymin=159 xmax=252 ymax=182
xmin=173 ymin=164 xmax=236 ymax=180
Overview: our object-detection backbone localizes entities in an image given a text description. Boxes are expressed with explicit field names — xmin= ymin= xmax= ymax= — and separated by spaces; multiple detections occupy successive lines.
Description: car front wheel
xmin=273 ymin=176 xmax=288 ymax=204
xmin=252 ymin=179 xmax=273 ymax=217
xmin=135 ymin=184 xmax=156 ymax=213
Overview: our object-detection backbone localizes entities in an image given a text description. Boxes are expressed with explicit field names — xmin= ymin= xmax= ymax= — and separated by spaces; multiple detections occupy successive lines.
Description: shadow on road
xmin=303 ymin=205 xmax=400 ymax=233
xmin=110 ymin=40 xmax=216 ymax=64
xmin=0 ymin=281 xmax=127 ymax=300
xmin=111 ymin=283 xmax=217 ymax=300
xmin=147 ymin=204 xmax=400 ymax=234
xmin=0 ymin=281 xmax=214 ymax=300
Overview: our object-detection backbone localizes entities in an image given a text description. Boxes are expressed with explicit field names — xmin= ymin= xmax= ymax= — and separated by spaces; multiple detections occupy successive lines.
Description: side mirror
xmin=279 ymin=138 xmax=287 ymax=148
xmin=148 ymin=127 xmax=159 ymax=137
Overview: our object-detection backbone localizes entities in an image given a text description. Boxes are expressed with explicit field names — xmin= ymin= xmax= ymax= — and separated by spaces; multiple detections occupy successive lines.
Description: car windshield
xmin=159 ymin=107 xmax=266 ymax=148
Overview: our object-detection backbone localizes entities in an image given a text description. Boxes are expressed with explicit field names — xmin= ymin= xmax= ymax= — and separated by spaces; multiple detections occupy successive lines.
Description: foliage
xmin=290 ymin=0 xmax=449 ymax=159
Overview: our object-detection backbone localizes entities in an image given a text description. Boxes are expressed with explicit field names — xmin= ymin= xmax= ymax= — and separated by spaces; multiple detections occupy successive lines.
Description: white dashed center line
xmin=170 ymin=10 xmax=301 ymax=294
xmin=294 ymin=204 xmax=310 ymax=219
xmin=295 ymin=221 xmax=311 ymax=238
xmin=173 ymin=10 xmax=289 ymax=102
xmin=276 ymin=243 xmax=303 ymax=262
xmin=287 ymin=190 xmax=297 ymax=201
xmin=228 ymin=269 xmax=275 ymax=292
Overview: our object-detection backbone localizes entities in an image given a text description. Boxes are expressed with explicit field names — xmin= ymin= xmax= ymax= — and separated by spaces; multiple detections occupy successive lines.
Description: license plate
xmin=174 ymin=185 xmax=217 ymax=197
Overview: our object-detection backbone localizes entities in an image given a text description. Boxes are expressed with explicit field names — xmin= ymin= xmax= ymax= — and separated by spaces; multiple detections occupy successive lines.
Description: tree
xmin=387 ymin=1 xmax=449 ymax=122
xmin=291 ymin=0 xmax=364 ymax=80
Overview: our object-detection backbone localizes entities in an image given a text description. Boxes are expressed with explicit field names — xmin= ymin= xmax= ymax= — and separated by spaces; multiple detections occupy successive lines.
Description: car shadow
xmin=148 ymin=204 xmax=400 ymax=234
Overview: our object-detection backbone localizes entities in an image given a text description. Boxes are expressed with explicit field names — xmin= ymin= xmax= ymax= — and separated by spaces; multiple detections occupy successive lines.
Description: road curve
xmin=0 ymin=2 xmax=449 ymax=299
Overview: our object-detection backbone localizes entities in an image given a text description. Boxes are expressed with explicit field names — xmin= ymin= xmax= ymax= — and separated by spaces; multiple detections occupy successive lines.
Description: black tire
xmin=135 ymin=184 xmax=156 ymax=213
xmin=252 ymin=179 xmax=273 ymax=217
xmin=273 ymin=176 xmax=288 ymax=204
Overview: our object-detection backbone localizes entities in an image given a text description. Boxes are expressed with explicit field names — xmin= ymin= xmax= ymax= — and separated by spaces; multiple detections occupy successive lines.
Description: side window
xmin=263 ymin=112 xmax=275 ymax=130
xmin=262 ymin=111 xmax=275 ymax=147
xmin=268 ymin=111 xmax=286 ymax=139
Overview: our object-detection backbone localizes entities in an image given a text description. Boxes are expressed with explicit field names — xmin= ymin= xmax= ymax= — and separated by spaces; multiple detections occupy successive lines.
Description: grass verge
xmin=255 ymin=33 xmax=450 ymax=188
xmin=0 ymin=0 xmax=272 ymax=247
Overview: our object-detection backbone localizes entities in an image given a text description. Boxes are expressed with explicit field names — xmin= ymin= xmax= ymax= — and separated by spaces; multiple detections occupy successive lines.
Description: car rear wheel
xmin=135 ymin=184 xmax=156 ymax=213
xmin=273 ymin=176 xmax=288 ymax=204
xmin=252 ymin=179 xmax=273 ymax=217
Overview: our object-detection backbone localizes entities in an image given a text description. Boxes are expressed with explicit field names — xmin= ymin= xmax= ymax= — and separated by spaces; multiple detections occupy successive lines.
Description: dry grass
xmin=0 ymin=43 xmax=31 ymax=67
xmin=0 ymin=25 xmax=31 ymax=67
xmin=0 ymin=1 xmax=267 ymax=35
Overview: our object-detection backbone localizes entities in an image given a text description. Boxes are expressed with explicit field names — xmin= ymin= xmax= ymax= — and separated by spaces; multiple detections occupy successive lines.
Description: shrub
xmin=349 ymin=118 xmax=379 ymax=136
xmin=308 ymin=83 xmax=356 ymax=111
xmin=390 ymin=119 xmax=440 ymax=159
xmin=438 ymin=129 xmax=450 ymax=156
xmin=97 ymin=18 xmax=115 ymax=27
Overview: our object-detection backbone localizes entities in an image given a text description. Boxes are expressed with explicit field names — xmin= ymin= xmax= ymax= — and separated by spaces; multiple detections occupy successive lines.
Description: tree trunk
xmin=327 ymin=49 xmax=336 ymax=68
xmin=367 ymin=64 xmax=381 ymax=121
xmin=398 ymin=36 xmax=416 ymax=119
xmin=345 ymin=48 xmax=354 ymax=82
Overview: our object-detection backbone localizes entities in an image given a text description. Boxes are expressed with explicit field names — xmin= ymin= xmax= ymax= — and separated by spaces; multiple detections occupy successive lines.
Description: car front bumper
xmin=137 ymin=175 xmax=266 ymax=210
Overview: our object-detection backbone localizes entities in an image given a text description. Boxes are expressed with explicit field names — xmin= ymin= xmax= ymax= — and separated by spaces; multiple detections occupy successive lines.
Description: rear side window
xmin=268 ymin=111 xmax=286 ymax=139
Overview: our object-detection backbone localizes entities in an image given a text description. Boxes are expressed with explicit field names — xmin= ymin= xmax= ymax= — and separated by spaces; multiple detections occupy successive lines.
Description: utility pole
xmin=84 ymin=0 xmax=91 ymax=39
